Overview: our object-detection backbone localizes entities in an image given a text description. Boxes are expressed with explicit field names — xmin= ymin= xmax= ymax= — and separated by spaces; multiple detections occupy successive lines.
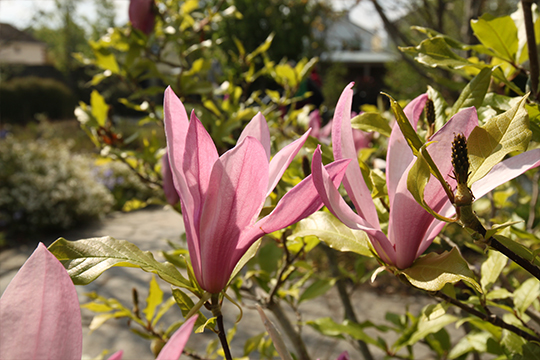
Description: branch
xmin=433 ymin=291 xmax=540 ymax=343
xmin=522 ymin=0 xmax=540 ymax=101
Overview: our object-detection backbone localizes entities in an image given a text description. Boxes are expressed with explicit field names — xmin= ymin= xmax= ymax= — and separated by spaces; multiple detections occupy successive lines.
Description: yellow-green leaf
xmin=468 ymin=94 xmax=531 ymax=185
xmin=448 ymin=67 xmax=492 ymax=119
xmin=514 ymin=278 xmax=540 ymax=316
xmin=90 ymin=90 xmax=108 ymax=127
xmin=143 ymin=276 xmax=163 ymax=322
xmin=401 ymin=248 xmax=481 ymax=293
xmin=480 ymin=250 xmax=507 ymax=292
xmin=350 ymin=112 xmax=392 ymax=137
xmin=471 ymin=14 xmax=518 ymax=63
xmin=290 ymin=211 xmax=373 ymax=257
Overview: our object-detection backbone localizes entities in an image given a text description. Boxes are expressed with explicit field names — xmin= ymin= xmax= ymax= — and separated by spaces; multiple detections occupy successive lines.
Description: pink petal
xmin=162 ymin=152 xmax=179 ymax=205
xmin=332 ymin=83 xmax=379 ymax=227
xmin=386 ymin=93 xmax=428 ymax=206
xmin=311 ymin=147 xmax=396 ymax=264
xmin=183 ymin=111 xmax=218 ymax=214
xmin=309 ymin=109 xmax=322 ymax=139
xmin=198 ymin=137 xmax=269 ymax=293
xmin=156 ymin=315 xmax=198 ymax=360
xmin=238 ymin=112 xmax=271 ymax=161
xmin=267 ymin=129 xmax=311 ymax=197
xmin=107 ymin=350 xmax=124 ymax=360
xmin=236 ymin=154 xmax=354 ymax=263
xmin=471 ymin=148 xmax=540 ymax=199
xmin=0 ymin=243 xmax=82 ymax=360
xmin=336 ymin=351 xmax=350 ymax=360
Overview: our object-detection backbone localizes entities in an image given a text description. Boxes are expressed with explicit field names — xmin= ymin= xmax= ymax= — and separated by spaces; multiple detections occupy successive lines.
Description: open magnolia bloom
xmin=164 ymin=87 xmax=350 ymax=294
xmin=312 ymin=83 xmax=540 ymax=269
xmin=0 ymin=243 xmax=197 ymax=360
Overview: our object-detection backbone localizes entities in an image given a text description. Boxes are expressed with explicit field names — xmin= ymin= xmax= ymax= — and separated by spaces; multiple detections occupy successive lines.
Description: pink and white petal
xmin=422 ymin=107 xmax=478 ymax=208
xmin=238 ymin=112 xmax=271 ymax=161
xmin=312 ymin=148 xmax=396 ymax=264
xmin=199 ymin=137 xmax=269 ymax=293
xmin=183 ymin=111 xmax=219 ymax=211
xmin=387 ymin=94 xmax=428 ymax=206
xmin=0 ymin=243 xmax=82 ymax=360
xmin=156 ymin=316 xmax=198 ymax=360
xmin=236 ymin=155 xmax=352 ymax=261
xmin=106 ymin=350 xmax=124 ymax=360
xmin=267 ymin=129 xmax=311 ymax=197
xmin=332 ymin=83 xmax=379 ymax=227
xmin=471 ymin=148 xmax=540 ymax=200
xmin=388 ymin=163 xmax=441 ymax=269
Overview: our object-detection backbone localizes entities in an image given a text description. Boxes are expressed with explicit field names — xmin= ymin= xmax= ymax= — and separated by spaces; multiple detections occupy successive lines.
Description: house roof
xmin=0 ymin=23 xmax=42 ymax=43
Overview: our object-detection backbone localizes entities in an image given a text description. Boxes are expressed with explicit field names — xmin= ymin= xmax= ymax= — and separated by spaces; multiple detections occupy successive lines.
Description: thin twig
xmin=433 ymin=291 xmax=540 ymax=343
xmin=522 ymin=0 xmax=540 ymax=101
xmin=211 ymin=295 xmax=233 ymax=360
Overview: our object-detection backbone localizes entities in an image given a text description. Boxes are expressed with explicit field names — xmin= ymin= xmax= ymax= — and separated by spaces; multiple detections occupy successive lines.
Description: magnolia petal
xmin=388 ymin=161 xmax=443 ymax=269
xmin=311 ymin=147 xmax=396 ymax=264
xmin=309 ymin=109 xmax=322 ymax=138
xmin=156 ymin=315 xmax=197 ymax=360
xmin=332 ymin=82 xmax=379 ymax=227
xmin=162 ymin=152 xmax=179 ymax=206
xmin=199 ymin=137 xmax=269 ymax=293
xmin=183 ymin=111 xmax=219 ymax=212
xmin=267 ymin=129 xmax=311 ymax=197
xmin=387 ymin=94 xmax=428 ymax=206
xmin=107 ymin=350 xmax=124 ymax=360
xmin=236 ymin=155 xmax=352 ymax=261
xmin=129 ymin=0 xmax=155 ymax=34
xmin=0 ymin=243 xmax=82 ymax=360
xmin=164 ymin=87 xmax=201 ymax=284
xmin=238 ymin=112 xmax=271 ymax=161
xmin=422 ymin=107 xmax=478 ymax=210
xmin=471 ymin=148 xmax=540 ymax=200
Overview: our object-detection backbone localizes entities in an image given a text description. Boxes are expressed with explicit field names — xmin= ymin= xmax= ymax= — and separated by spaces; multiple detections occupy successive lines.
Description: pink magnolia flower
xmin=164 ymin=87 xmax=350 ymax=294
xmin=312 ymin=83 xmax=540 ymax=269
xmin=129 ymin=0 xmax=155 ymax=35
xmin=0 ymin=243 xmax=197 ymax=360
xmin=309 ymin=109 xmax=371 ymax=151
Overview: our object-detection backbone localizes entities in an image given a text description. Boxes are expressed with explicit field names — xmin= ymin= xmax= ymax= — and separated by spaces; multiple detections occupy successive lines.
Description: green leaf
xmin=48 ymin=237 xmax=192 ymax=290
xmin=143 ymin=276 xmax=163 ymax=322
xmin=384 ymin=93 xmax=424 ymax=155
xmin=171 ymin=288 xmax=208 ymax=330
xmin=401 ymin=248 xmax=482 ymax=293
xmin=94 ymin=51 xmax=120 ymax=74
xmin=90 ymin=90 xmax=108 ymax=127
xmin=350 ymin=112 xmax=392 ymax=137
xmin=298 ymin=278 xmax=336 ymax=303
xmin=471 ymin=14 xmax=518 ymax=63
xmin=246 ymin=33 xmax=274 ymax=62
xmin=480 ymin=250 xmax=507 ymax=292
xmin=427 ymin=86 xmax=448 ymax=130
xmin=195 ymin=316 xmax=217 ymax=333
xmin=400 ymin=37 xmax=474 ymax=69
xmin=468 ymin=94 xmax=531 ymax=185
xmin=513 ymin=278 xmax=540 ymax=316
xmin=448 ymin=67 xmax=492 ymax=119
xmin=405 ymin=310 xmax=457 ymax=347
xmin=290 ymin=211 xmax=373 ymax=257
xmin=306 ymin=317 xmax=380 ymax=347
xmin=407 ymin=142 xmax=456 ymax=222
xmin=229 ymin=238 xmax=261 ymax=283
xmin=275 ymin=64 xmax=298 ymax=88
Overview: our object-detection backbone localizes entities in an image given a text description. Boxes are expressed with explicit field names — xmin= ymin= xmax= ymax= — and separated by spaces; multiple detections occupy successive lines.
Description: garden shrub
xmin=0 ymin=137 xmax=114 ymax=236
xmin=92 ymin=159 xmax=164 ymax=211
xmin=0 ymin=76 xmax=76 ymax=124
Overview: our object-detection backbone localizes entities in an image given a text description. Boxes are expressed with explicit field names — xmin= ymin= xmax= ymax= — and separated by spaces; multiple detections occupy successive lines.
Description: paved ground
xmin=0 ymin=206 xmax=460 ymax=360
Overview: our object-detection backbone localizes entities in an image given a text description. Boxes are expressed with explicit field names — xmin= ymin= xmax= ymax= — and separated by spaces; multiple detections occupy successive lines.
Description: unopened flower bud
xmin=452 ymin=133 xmax=473 ymax=206
xmin=425 ymin=99 xmax=435 ymax=138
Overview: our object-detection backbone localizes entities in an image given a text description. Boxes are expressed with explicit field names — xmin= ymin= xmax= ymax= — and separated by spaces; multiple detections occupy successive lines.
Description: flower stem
xmin=211 ymin=295 xmax=233 ymax=360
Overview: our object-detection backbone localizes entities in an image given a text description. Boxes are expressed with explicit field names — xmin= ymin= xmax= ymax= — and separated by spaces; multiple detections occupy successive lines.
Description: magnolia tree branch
xmin=433 ymin=291 xmax=540 ymax=343
xmin=323 ymin=246 xmax=374 ymax=360
xmin=522 ymin=0 xmax=540 ymax=101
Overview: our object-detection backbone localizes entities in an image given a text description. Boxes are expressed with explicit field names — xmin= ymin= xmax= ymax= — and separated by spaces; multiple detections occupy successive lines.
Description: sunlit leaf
xmin=468 ymin=94 xmax=530 ymax=185
xmin=401 ymin=248 xmax=481 ymax=293
xmin=350 ymin=112 xmax=392 ymax=137
xmin=90 ymin=90 xmax=108 ymax=127
xmin=448 ymin=67 xmax=492 ymax=119
xmin=290 ymin=211 xmax=373 ymax=257
xmin=48 ymin=237 xmax=193 ymax=290
xmin=514 ymin=278 xmax=540 ymax=316
xmin=471 ymin=14 xmax=518 ymax=63
xmin=480 ymin=250 xmax=507 ymax=292
xmin=143 ymin=276 xmax=163 ymax=322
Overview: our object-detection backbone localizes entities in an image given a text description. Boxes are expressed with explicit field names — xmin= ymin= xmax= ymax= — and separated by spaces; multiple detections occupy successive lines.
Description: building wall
xmin=0 ymin=41 xmax=47 ymax=65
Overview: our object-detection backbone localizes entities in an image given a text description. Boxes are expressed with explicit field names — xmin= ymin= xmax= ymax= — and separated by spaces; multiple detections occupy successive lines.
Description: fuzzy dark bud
xmin=425 ymin=99 xmax=435 ymax=127
xmin=452 ymin=133 xmax=469 ymax=185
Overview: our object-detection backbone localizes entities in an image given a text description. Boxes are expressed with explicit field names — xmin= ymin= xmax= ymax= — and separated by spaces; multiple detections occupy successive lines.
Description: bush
xmin=92 ymin=159 xmax=164 ymax=211
xmin=0 ymin=137 xmax=114 ymax=236
xmin=0 ymin=76 xmax=76 ymax=124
